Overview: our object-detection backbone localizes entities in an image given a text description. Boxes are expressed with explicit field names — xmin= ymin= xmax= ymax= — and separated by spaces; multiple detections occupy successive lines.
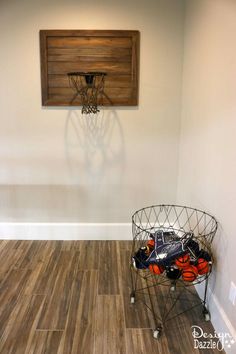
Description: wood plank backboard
xmin=40 ymin=30 xmax=140 ymax=107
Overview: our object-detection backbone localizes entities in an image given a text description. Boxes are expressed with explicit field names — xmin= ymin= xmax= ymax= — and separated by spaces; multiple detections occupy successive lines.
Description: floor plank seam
xmin=36 ymin=329 xmax=64 ymax=332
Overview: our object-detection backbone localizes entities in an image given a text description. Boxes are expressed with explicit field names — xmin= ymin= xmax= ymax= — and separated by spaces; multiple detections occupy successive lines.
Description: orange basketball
xmin=196 ymin=258 xmax=209 ymax=275
xmin=146 ymin=239 xmax=155 ymax=254
xmin=149 ymin=263 xmax=164 ymax=275
xmin=147 ymin=239 xmax=155 ymax=249
xmin=175 ymin=253 xmax=190 ymax=269
xmin=182 ymin=265 xmax=198 ymax=282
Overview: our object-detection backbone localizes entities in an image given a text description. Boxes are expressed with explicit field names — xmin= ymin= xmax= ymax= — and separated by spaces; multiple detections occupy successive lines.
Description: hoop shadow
xmin=64 ymin=109 xmax=125 ymax=184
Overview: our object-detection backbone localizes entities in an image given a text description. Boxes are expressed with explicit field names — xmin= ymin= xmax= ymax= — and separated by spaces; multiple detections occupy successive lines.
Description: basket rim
xmin=132 ymin=204 xmax=218 ymax=238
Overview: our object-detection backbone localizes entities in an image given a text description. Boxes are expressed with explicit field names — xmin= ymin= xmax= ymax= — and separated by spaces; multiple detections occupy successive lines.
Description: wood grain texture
xmin=40 ymin=30 xmax=139 ymax=107
xmin=0 ymin=268 xmax=31 ymax=338
xmin=77 ymin=240 xmax=99 ymax=270
xmin=58 ymin=270 xmax=98 ymax=354
xmin=47 ymin=37 xmax=132 ymax=49
xmin=47 ymin=61 xmax=131 ymax=75
xmin=32 ymin=244 xmax=63 ymax=295
xmin=126 ymin=328 xmax=171 ymax=354
xmin=37 ymin=251 xmax=79 ymax=330
xmin=0 ymin=294 xmax=45 ymax=354
xmin=98 ymin=241 xmax=120 ymax=295
xmin=25 ymin=330 xmax=63 ymax=354
xmin=14 ymin=241 xmax=43 ymax=269
xmin=43 ymin=95 xmax=137 ymax=107
xmin=48 ymin=74 xmax=133 ymax=88
xmin=0 ymin=241 xmax=224 ymax=354
xmin=95 ymin=295 xmax=126 ymax=354
xmin=0 ymin=245 xmax=22 ymax=282
xmin=48 ymin=47 xmax=132 ymax=57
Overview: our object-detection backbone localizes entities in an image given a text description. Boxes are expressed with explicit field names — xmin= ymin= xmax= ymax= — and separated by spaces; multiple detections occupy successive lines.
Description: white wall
xmin=178 ymin=0 xmax=236 ymax=344
xmin=0 ymin=0 xmax=184 ymax=222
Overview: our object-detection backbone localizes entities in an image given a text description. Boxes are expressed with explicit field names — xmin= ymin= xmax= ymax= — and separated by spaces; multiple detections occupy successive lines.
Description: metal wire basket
xmin=130 ymin=204 xmax=218 ymax=338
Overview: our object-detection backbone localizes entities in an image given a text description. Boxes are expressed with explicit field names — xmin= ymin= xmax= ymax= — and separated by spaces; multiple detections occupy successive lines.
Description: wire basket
xmin=130 ymin=204 xmax=218 ymax=338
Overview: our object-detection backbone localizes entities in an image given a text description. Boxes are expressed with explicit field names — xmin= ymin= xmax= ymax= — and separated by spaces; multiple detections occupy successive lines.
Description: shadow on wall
xmin=64 ymin=109 xmax=126 ymax=185
xmin=195 ymin=223 xmax=226 ymax=311
xmin=209 ymin=223 xmax=228 ymax=301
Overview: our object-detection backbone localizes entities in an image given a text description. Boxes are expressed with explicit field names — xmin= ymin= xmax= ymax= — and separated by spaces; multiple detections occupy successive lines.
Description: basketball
xmin=196 ymin=258 xmax=209 ymax=275
xmin=175 ymin=253 xmax=190 ymax=269
xmin=147 ymin=239 xmax=155 ymax=249
xmin=149 ymin=263 xmax=164 ymax=275
xmin=146 ymin=239 xmax=155 ymax=254
xmin=182 ymin=265 xmax=198 ymax=282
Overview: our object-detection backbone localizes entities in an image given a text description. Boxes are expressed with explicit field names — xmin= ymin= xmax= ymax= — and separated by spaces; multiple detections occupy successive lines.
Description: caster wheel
xmin=130 ymin=290 xmax=136 ymax=304
xmin=131 ymin=257 xmax=137 ymax=269
xmin=130 ymin=295 xmax=135 ymax=304
xmin=204 ymin=312 xmax=210 ymax=321
xmin=153 ymin=328 xmax=161 ymax=339
xmin=203 ymin=307 xmax=210 ymax=321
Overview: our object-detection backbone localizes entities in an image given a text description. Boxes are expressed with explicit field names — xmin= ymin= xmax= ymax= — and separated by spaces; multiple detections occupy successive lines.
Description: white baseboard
xmin=0 ymin=222 xmax=132 ymax=240
xmin=195 ymin=283 xmax=236 ymax=354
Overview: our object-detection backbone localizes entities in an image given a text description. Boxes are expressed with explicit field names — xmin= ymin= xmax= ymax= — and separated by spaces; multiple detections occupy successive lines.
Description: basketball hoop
xmin=68 ymin=72 xmax=107 ymax=114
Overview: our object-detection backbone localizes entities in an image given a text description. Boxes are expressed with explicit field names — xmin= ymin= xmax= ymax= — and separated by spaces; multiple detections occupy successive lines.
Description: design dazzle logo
xmin=191 ymin=325 xmax=235 ymax=351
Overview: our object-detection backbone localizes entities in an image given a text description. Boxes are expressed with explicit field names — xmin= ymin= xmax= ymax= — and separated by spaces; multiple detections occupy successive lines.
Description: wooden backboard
xmin=40 ymin=30 xmax=140 ymax=107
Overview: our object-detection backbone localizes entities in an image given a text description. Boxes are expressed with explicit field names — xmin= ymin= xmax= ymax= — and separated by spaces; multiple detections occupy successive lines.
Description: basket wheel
xmin=130 ymin=292 xmax=135 ymax=304
xmin=202 ymin=307 xmax=210 ymax=321
xmin=153 ymin=327 xmax=162 ymax=339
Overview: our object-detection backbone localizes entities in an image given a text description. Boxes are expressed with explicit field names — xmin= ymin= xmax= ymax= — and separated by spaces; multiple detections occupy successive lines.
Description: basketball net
xmin=68 ymin=72 xmax=106 ymax=114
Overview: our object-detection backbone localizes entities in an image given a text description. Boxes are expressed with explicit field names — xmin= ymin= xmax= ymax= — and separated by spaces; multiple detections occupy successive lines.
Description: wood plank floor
xmin=0 ymin=240 xmax=224 ymax=354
